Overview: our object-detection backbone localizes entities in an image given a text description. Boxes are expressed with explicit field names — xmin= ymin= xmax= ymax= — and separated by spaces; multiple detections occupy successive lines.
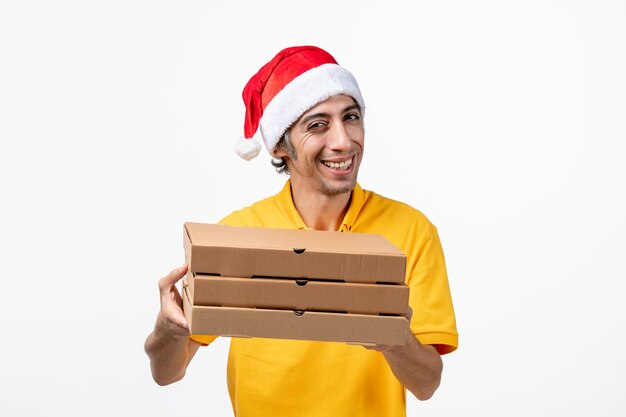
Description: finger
xmin=353 ymin=343 xmax=391 ymax=352
xmin=158 ymin=264 xmax=188 ymax=294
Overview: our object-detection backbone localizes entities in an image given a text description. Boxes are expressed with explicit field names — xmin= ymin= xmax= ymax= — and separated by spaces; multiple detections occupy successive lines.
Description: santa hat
xmin=235 ymin=45 xmax=365 ymax=160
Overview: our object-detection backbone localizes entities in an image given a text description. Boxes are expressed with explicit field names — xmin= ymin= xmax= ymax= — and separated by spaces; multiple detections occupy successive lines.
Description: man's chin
xmin=321 ymin=178 xmax=357 ymax=196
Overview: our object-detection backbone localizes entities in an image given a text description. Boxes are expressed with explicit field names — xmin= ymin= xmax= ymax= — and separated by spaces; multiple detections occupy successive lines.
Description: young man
xmin=145 ymin=46 xmax=458 ymax=417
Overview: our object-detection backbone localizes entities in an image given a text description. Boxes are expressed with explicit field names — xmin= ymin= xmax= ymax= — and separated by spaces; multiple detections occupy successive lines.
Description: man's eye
xmin=308 ymin=122 xmax=326 ymax=130
xmin=345 ymin=113 xmax=360 ymax=121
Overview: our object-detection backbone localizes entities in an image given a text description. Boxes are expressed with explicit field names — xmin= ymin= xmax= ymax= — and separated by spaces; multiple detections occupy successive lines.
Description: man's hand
xmin=145 ymin=264 xmax=201 ymax=386
xmin=155 ymin=264 xmax=190 ymax=338
xmin=359 ymin=306 xmax=443 ymax=400
xmin=361 ymin=306 xmax=413 ymax=353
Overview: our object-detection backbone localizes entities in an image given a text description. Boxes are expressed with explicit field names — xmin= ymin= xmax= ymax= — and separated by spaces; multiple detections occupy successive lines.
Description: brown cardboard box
xmin=182 ymin=280 xmax=408 ymax=345
xmin=189 ymin=273 xmax=409 ymax=315
xmin=183 ymin=223 xmax=406 ymax=284
xmin=182 ymin=223 xmax=409 ymax=345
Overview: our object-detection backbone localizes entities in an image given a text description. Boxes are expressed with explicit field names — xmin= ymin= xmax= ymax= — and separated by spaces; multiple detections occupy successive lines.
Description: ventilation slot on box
xmin=250 ymin=275 xmax=296 ymax=280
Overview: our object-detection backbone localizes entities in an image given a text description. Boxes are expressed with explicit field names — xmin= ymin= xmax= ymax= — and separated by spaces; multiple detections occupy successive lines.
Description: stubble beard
xmin=286 ymin=137 xmax=360 ymax=196
xmin=319 ymin=154 xmax=360 ymax=196
xmin=320 ymin=174 xmax=358 ymax=196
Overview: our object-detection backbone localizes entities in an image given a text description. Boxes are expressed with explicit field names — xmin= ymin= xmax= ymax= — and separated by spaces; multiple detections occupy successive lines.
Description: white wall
xmin=1 ymin=1 xmax=624 ymax=416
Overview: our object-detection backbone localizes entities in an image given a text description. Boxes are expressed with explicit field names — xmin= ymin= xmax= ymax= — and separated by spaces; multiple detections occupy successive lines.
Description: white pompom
xmin=234 ymin=136 xmax=262 ymax=161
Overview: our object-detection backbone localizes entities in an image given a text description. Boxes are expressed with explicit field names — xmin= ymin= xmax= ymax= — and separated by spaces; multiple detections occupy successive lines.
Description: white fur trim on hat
xmin=234 ymin=135 xmax=262 ymax=160
xmin=259 ymin=63 xmax=365 ymax=155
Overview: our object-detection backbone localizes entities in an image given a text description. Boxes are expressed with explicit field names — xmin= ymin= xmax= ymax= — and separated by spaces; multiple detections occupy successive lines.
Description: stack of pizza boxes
xmin=182 ymin=223 xmax=410 ymax=345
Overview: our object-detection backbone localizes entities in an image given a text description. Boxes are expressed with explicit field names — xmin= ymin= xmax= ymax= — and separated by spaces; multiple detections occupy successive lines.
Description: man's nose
xmin=328 ymin=122 xmax=351 ymax=151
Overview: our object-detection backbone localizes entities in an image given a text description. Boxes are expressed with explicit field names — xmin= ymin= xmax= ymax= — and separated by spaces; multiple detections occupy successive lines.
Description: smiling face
xmin=274 ymin=94 xmax=365 ymax=197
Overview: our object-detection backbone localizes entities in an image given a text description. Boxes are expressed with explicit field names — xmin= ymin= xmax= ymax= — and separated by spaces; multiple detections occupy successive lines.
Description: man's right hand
xmin=155 ymin=264 xmax=190 ymax=338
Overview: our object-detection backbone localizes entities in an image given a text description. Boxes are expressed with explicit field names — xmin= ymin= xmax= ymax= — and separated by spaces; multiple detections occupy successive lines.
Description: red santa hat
xmin=235 ymin=45 xmax=365 ymax=160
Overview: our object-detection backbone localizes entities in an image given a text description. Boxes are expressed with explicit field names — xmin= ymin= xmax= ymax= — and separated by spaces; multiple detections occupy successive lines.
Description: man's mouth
xmin=322 ymin=157 xmax=353 ymax=170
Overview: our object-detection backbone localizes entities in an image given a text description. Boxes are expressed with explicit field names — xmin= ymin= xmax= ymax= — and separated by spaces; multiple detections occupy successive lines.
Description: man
xmin=145 ymin=46 xmax=458 ymax=417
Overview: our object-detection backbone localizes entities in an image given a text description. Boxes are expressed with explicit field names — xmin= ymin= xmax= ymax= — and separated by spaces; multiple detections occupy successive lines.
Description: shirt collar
xmin=276 ymin=180 xmax=366 ymax=232
xmin=276 ymin=180 xmax=307 ymax=229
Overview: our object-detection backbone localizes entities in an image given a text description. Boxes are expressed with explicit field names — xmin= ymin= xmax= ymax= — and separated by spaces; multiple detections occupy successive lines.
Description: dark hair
xmin=271 ymin=130 xmax=297 ymax=174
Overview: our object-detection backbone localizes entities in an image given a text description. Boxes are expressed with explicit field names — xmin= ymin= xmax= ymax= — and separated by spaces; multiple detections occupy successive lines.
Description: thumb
xmin=158 ymin=264 xmax=188 ymax=295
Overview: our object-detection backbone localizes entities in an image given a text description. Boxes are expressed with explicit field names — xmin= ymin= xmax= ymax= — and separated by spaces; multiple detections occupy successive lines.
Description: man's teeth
xmin=323 ymin=159 xmax=352 ymax=169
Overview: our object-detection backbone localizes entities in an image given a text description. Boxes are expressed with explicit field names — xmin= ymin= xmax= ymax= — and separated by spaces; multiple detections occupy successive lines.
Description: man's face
xmin=275 ymin=94 xmax=364 ymax=197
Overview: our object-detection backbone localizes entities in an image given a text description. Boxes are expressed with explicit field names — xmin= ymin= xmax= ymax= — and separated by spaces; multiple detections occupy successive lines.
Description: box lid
xmin=184 ymin=223 xmax=406 ymax=283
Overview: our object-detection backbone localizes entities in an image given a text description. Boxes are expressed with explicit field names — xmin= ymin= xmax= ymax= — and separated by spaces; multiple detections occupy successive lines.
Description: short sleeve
xmin=407 ymin=222 xmax=458 ymax=354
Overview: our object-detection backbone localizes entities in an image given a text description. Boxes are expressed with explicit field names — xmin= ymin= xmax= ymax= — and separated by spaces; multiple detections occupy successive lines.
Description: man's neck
xmin=290 ymin=183 xmax=352 ymax=231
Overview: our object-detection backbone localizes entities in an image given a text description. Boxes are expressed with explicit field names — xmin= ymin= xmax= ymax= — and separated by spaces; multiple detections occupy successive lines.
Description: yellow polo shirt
xmin=191 ymin=181 xmax=458 ymax=417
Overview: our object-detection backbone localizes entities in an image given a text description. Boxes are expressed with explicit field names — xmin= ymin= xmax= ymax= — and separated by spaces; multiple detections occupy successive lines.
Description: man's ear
xmin=273 ymin=146 xmax=289 ymax=158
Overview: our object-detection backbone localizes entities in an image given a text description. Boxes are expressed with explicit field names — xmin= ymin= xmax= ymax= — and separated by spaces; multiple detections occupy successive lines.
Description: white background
xmin=1 ymin=1 xmax=624 ymax=416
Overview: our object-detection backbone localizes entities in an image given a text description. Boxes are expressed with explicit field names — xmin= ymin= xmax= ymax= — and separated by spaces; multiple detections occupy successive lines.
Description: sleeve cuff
xmin=415 ymin=332 xmax=458 ymax=355
xmin=190 ymin=334 xmax=218 ymax=346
